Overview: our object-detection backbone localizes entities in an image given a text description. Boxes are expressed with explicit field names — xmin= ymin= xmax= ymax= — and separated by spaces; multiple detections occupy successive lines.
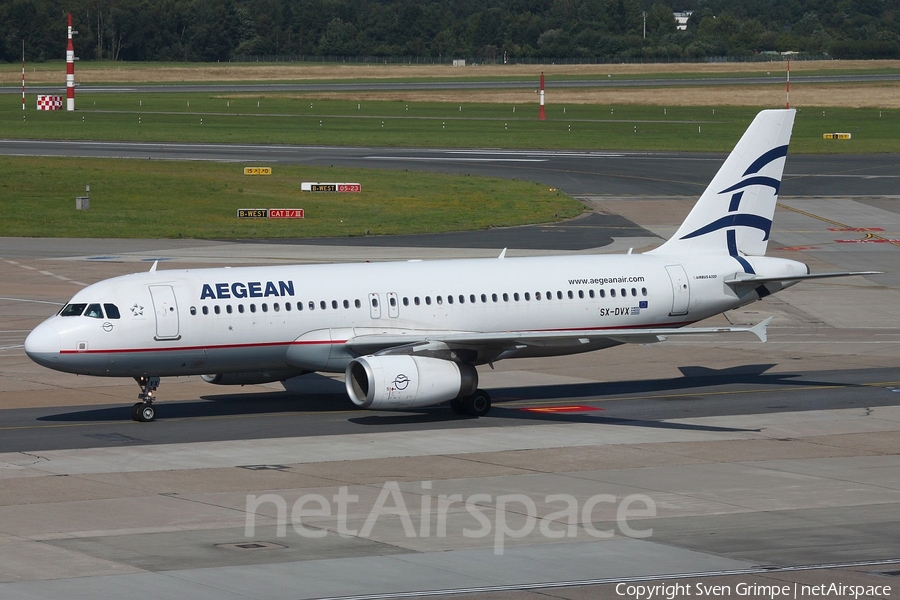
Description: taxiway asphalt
xmin=0 ymin=148 xmax=897 ymax=598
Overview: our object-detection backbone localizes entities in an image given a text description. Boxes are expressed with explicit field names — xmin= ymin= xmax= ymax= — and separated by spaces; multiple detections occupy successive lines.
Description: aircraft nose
xmin=24 ymin=322 xmax=61 ymax=367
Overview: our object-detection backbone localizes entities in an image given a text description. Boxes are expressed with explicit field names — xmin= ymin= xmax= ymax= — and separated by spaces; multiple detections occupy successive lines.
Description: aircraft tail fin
xmin=648 ymin=109 xmax=796 ymax=258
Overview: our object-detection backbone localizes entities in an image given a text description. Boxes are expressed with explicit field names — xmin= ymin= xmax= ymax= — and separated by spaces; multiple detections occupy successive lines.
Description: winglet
xmin=498 ymin=248 xmax=507 ymax=259
xmin=149 ymin=260 xmax=158 ymax=273
xmin=749 ymin=317 xmax=773 ymax=343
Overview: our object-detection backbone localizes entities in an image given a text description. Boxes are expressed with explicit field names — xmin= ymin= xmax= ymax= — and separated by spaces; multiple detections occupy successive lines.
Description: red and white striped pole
xmin=785 ymin=58 xmax=790 ymax=109
xmin=66 ymin=13 xmax=75 ymax=112
xmin=539 ymin=72 xmax=546 ymax=120
xmin=21 ymin=40 xmax=25 ymax=111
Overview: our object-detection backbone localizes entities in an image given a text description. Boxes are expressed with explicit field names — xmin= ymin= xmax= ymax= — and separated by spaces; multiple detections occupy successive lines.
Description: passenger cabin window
xmin=202 ymin=306 xmax=209 ymax=315
xmin=190 ymin=307 xmax=197 ymax=316
xmin=343 ymin=300 xmax=350 ymax=309
xmin=239 ymin=304 xmax=245 ymax=313
xmin=227 ymin=305 xmax=233 ymax=314
xmin=104 ymin=304 xmax=121 ymax=319
xmin=214 ymin=305 xmax=221 ymax=314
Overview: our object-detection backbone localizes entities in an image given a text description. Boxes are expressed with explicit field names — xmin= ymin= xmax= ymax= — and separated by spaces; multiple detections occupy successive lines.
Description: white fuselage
xmin=24 ymin=251 xmax=805 ymax=379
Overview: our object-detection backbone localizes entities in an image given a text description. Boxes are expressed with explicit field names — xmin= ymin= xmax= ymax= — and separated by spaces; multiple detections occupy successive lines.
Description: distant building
xmin=674 ymin=11 xmax=693 ymax=31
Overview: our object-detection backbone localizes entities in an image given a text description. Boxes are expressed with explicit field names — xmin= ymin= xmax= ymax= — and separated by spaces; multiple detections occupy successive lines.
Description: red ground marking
xmin=521 ymin=405 xmax=604 ymax=413
xmin=777 ymin=246 xmax=819 ymax=251
xmin=835 ymin=239 xmax=900 ymax=243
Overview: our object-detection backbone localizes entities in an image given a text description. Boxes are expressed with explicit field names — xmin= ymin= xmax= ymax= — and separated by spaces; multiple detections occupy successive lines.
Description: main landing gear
xmin=132 ymin=376 xmax=160 ymax=422
xmin=450 ymin=389 xmax=491 ymax=417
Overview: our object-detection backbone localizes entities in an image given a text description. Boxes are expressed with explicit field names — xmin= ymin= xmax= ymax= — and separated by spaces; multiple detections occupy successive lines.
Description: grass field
xmin=1 ymin=60 xmax=896 ymax=240
xmin=4 ymin=95 xmax=897 ymax=153
xmin=0 ymin=156 xmax=581 ymax=239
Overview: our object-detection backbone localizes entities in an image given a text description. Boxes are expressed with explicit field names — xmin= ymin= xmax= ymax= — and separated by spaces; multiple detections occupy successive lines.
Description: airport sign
xmin=237 ymin=208 xmax=304 ymax=219
xmin=243 ymin=167 xmax=273 ymax=175
xmin=301 ymin=182 xmax=361 ymax=192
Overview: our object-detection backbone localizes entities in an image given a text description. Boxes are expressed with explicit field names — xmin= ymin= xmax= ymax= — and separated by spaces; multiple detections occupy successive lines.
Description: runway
xmin=0 ymin=147 xmax=898 ymax=597
xmin=2 ymin=139 xmax=900 ymax=198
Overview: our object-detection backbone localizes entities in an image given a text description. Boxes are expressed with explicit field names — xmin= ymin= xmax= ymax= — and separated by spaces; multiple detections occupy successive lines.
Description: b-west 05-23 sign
xmin=237 ymin=209 xmax=305 ymax=219
xmin=300 ymin=182 xmax=361 ymax=192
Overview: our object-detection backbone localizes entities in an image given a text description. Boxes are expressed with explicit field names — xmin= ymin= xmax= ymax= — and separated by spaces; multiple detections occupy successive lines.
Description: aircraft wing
xmin=345 ymin=318 xmax=773 ymax=356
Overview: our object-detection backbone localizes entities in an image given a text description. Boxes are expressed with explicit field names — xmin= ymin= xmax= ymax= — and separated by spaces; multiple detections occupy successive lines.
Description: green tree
xmin=646 ymin=3 xmax=676 ymax=37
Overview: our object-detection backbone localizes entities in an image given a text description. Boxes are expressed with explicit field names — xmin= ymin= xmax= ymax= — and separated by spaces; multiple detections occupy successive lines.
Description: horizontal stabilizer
xmin=725 ymin=271 xmax=881 ymax=288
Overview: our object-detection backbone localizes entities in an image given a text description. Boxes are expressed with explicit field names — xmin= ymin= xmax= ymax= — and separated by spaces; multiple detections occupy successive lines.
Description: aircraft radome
xmin=25 ymin=109 xmax=876 ymax=421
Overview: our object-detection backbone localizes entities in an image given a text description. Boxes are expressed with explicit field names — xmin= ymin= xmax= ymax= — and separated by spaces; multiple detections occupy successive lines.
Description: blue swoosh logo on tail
xmin=680 ymin=214 xmax=773 ymax=241
xmin=719 ymin=176 xmax=782 ymax=195
xmin=743 ymin=145 xmax=788 ymax=176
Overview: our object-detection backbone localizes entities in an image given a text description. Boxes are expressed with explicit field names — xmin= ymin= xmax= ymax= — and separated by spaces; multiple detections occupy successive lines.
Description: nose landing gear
xmin=132 ymin=376 xmax=160 ymax=422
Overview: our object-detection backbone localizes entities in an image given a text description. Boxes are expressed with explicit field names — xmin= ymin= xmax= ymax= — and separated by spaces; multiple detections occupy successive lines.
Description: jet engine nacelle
xmin=201 ymin=370 xmax=301 ymax=386
xmin=346 ymin=355 xmax=478 ymax=410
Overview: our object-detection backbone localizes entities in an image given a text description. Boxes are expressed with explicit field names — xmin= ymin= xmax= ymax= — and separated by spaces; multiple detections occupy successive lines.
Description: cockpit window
xmin=60 ymin=303 xmax=87 ymax=317
xmin=104 ymin=304 xmax=121 ymax=319
xmin=84 ymin=304 xmax=104 ymax=319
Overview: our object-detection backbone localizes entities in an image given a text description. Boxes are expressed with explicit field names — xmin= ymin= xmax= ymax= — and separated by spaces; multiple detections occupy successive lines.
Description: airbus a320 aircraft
xmin=25 ymin=109 xmax=874 ymax=421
